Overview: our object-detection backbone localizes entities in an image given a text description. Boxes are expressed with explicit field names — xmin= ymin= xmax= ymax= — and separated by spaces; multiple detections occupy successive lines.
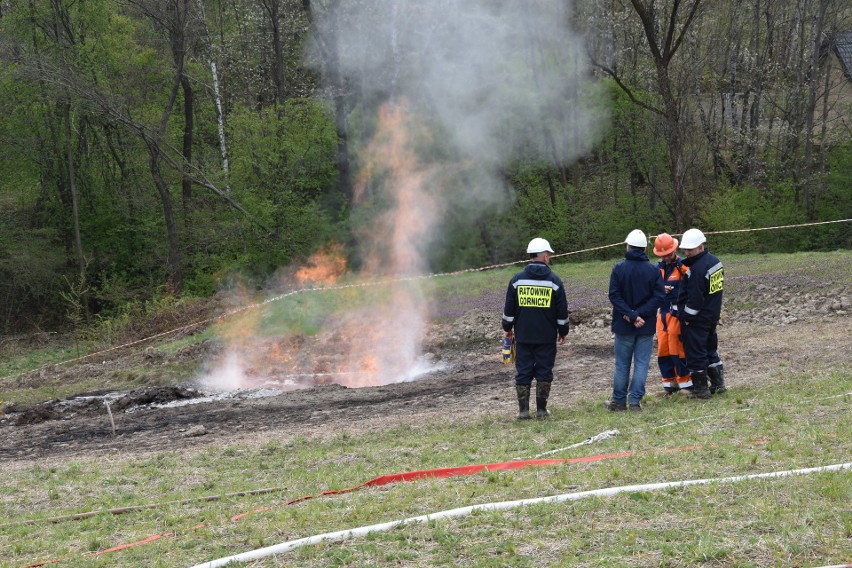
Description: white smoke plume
xmin=328 ymin=0 xmax=604 ymax=173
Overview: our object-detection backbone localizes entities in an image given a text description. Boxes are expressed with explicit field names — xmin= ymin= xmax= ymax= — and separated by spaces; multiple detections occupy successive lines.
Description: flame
xmin=295 ymin=244 xmax=347 ymax=286
xmin=342 ymin=101 xmax=437 ymax=385
xmin=202 ymin=101 xmax=443 ymax=391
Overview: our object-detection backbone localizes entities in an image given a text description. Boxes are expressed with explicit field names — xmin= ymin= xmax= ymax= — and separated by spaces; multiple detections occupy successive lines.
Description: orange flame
xmin=295 ymin=244 xmax=347 ymax=286
xmin=204 ymin=101 xmax=442 ymax=391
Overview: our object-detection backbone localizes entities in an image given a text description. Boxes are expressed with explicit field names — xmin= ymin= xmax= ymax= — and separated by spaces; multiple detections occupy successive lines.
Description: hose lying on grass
xmin=190 ymin=462 xmax=852 ymax=568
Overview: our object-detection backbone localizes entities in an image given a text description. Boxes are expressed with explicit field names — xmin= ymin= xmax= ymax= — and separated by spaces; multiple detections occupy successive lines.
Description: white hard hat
xmin=680 ymin=228 xmax=707 ymax=249
xmin=527 ymin=237 xmax=554 ymax=254
xmin=624 ymin=229 xmax=647 ymax=248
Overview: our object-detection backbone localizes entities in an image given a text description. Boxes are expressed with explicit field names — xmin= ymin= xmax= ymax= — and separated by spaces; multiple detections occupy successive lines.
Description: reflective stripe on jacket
xmin=677 ymin=249 xmax=724 ymax=326
xmin=502 ymin=262 xmax=569 ymax=344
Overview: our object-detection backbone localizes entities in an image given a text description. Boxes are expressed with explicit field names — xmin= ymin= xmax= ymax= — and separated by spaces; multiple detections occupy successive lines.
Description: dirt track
xmin=2 ymin=285 xmax=849 ymax=464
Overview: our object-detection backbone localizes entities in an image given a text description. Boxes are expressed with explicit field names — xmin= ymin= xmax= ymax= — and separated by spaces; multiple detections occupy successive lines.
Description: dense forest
xmin=0 ymin=0 xmax=850 ymax=334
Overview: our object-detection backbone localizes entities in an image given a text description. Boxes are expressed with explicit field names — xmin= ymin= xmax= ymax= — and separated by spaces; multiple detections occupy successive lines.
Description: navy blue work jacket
xmin=677 ymin=249 xmax=724 ymax=326
xmin=609 ymin=249 xmax=665 ymax=335
xmin=502 ymin=262 xmax=569 ymax=344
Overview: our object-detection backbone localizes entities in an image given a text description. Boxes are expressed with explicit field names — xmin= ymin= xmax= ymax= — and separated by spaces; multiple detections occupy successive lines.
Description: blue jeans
xmin=612 ymin=334 xmax=653 ymax=405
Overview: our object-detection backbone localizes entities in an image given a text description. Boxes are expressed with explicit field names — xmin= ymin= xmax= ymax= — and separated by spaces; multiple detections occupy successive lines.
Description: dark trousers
xmin=514 ymin=342 xmax=556 ymax=386
xmin=682 ymin=321 xmax=721 ymax=372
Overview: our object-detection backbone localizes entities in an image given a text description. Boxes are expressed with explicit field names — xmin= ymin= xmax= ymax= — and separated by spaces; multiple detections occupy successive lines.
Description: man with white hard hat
xmin=676 ymin=228 xmax=726 ymax=398
xmin=502 ymin=237 xmax=569 ymax=420
xmin=605 ymin=229 xmax=666 ymax=412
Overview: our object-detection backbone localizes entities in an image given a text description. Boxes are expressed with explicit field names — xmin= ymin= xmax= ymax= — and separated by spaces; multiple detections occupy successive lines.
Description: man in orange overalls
xmin=653 ymin=233 xmax=692 ymax=394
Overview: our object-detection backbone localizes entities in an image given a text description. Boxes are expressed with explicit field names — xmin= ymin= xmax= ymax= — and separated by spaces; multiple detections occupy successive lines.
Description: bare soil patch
xmin=1 ymin=283 xmax=849 ymax=464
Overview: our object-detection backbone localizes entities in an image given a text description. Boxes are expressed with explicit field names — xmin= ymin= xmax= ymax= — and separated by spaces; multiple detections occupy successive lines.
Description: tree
xmin=302 ymin=0 xmax=354 ymax=202
xmin=590 ymin=0 xmax=705 ymax=230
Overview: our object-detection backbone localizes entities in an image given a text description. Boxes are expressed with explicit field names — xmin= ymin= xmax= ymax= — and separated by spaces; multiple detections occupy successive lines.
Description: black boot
xmin=516 ymin=384 xmax=531 ymax=420
xmin=536 ymin=381 xmax=551 ymax=418
xmin=708 ymin=364 xmax=727 ymax=394
xmin=663 ymin=384 xmax=680 ymax=396
xmin=688 ymin=371 xmax=712 ymax=399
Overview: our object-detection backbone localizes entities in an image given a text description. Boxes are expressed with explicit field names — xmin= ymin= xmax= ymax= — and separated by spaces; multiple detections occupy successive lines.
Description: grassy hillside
xmin=2 ymin=371 xmax=849 ymax=566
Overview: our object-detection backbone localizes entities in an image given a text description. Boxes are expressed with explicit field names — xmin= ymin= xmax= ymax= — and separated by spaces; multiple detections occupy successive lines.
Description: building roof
xmin=830 ymin=31 xmax=852 ymax=81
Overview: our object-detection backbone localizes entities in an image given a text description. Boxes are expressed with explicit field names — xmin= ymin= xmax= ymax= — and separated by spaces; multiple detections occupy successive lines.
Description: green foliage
xmin=508 ymin=162 xmax=577 ymax=254
xmin=817 ymin=142 xmax=852 ymax=249
xmin=228 ymin=100 xmax=338 ymax=203
xmin=1 ymin=0 xmax=851 ymax=336
xmin=85 ymin=294 xmax=210 ymax=346
xmin=429 ymin=203 xmax=526 ymax=270
xmin=498 ymin=79 xmax=677 ymax=259
xmin=0 ymin=220 xmax=68 ymax=331
xmin=206 ymin=99 xmax=340 ymax=280
xmin=702 ymin=185 xmax=771 ymax=253
xmin=702 ymin=175 xmax=851 ymax=254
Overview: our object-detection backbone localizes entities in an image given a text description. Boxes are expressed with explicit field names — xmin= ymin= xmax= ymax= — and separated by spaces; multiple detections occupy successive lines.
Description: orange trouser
xmin=656 ymin=313 xmax=692 ymax=389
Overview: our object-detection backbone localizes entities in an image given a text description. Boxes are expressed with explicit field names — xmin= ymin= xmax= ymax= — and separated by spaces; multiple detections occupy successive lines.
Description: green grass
xmin=1 ymin=368 xmax=849 ymax=567
xmin=158 ymin=327 xmax=217 ymax=355
xmin=0 ymin=342 xmax=82 ymax=377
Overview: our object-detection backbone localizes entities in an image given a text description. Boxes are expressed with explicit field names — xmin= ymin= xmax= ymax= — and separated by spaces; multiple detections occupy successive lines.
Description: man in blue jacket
xmin=677 ymin=228 xmax=726 ymax=398
xmin=606 ymin=230 xmax=666 ymax=411
xmin=502 ymin=238 xmax=569 ymax=419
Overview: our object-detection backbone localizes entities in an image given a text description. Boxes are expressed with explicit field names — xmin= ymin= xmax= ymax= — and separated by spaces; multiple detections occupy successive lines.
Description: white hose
xmin=527 ymin=429 xmax=620 ymax=459
xmin=189 ymin=462 xmax=851 ymax=568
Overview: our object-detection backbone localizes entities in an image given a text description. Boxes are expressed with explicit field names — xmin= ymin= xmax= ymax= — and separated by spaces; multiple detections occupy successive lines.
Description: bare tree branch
xmin=669 ymin=0 xmax=703 ymax=61
xmin=589 ymin=59 xmax=666 ymax=117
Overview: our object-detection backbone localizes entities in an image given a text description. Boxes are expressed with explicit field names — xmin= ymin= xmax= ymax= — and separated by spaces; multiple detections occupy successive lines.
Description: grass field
xmin=2 ymin=250 xmax=849 ymax=393
xmin=1 ymin=251 xmax=850 ymax=567
xmin=2 ymin=371 xmax=849 ymax=567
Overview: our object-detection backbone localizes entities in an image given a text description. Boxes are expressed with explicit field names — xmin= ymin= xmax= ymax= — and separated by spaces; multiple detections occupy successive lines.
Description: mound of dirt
xmin=3 ymin=386 xmax=203 ymax=427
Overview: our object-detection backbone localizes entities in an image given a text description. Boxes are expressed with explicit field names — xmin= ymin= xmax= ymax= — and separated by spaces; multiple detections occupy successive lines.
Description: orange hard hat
xmin=653 ymin=233 xmax=679 ymax=256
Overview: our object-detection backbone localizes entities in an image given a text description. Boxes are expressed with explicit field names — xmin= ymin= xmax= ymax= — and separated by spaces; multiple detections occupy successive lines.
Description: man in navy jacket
xmin=502 ymin=238 xmax=569 ymax=419
xmin=606 ymin=230 xmax=665 ymax=411
xmin=677 ymin=228 xmax=726 ymax=398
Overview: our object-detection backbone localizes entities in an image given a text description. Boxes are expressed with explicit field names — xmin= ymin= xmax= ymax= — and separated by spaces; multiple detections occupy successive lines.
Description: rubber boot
xmin=708 ymin=364 xmax=727 ymax=394
xmin=535 ymin=381 xmax=551 ymax=418
xmin=687 ymin=371 xmax=712 ymax=399
xmin=516 ymin=384 xmax=531 ymax=420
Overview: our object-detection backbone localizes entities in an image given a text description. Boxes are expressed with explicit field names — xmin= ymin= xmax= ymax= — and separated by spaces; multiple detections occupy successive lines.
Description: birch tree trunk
xmin=64 ymin=103 xmax=87 ymax=294
xmin=196 ymin=0 xmax=230 ymax=183
xmin=801 ymin=0 xmax=830 ymax=218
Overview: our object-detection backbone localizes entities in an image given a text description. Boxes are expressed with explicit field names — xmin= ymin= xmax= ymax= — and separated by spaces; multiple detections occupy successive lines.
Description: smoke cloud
xmin=330 ymin=0 xmax=603 ymax=174
xmin=199 ymin=1 xmax=604 ymax=392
